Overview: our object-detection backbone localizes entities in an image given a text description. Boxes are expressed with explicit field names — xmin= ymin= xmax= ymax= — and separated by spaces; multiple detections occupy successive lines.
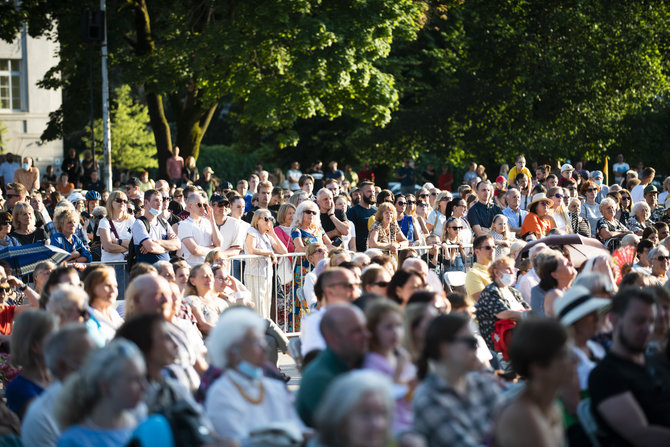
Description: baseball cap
xmin=644 ymin=184 xmax=658 ymax=194
xmin=591 ymin=170 xmax=604 ymax=179
xmin=560 ymin=163 xmax=574 ymax=172
xmin=210 ymin=193 xmax=229 ymax=205
xmin=495 ymin=176 xmax=506 ymax=184
xmin=203 ymin=166 xmax=214 ymax=174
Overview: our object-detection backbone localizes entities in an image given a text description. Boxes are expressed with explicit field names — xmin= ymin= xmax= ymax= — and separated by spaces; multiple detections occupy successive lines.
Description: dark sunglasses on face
xmin=174 ymin=194 xmax=183 ymax=199
xmin=5 ymin=194 xmax=19 ymax=199
xmin=195 ymin=203 xmax=206 ymax=208
xmin=407 ymin=200 xmax=416 ymax=205
xmin=304 ymin=210 xmax=317 ymax=215
xmin=655 ymin=256 xmax=670 ymax=262
xmin=478 ymin=245 xmax=494 ymax=250
xmin=554 ymin=194 xmax=564 ymax=199
xmin=449 ymin=226 xmax=463 ymax=230
xmin=372 ymin=281 xmax=389 ymax=287
xmin=419 ymin=194 xmax=429 ymax=198
xmin=162 ymin=196 xmax=170 ymax=202
xmin=587 ymin=188 xmax=598 ymax=192
xmin=263 ymin=216 xmax=274 ymax=222
xmin=213 ymin=202 xmax=229 ymax=208
xmin=114 ymin=198 xmax=128 ymax=204
xmin=127 ymin=208 xmax=135 ymax=213
xmin=397 ymin=201 xmax=407 ymax=206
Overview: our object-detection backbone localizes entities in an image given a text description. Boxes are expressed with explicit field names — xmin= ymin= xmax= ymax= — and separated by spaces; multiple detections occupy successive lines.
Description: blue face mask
xmin=23 ymin=163 xmax=30 ymax=170
xmin=149 ymin=206 xmax=161 ymax=217
xmin=594 ymin=179 xmax=602 ymax=186
xmin=237 ymin=360 xmax=263 ymax=380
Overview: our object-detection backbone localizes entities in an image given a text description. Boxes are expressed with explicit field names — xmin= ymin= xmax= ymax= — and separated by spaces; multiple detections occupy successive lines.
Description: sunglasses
xmin=407 ymin=200 xmax=416 ymax=205
xmin=431 ymin=192 xmax=438 ymax=196
xmin=417 ymin=203 xmax=428 ymax=207
xmin=621 ymin=196 xmax=631 ymax=201
xmin=372 ymin=281 xmax=389 ymax=287
xmin=586 ymin=188 xmax=598 ymax=192
xmin=478 ymin=245 xmax=494 ymax=250
xmin=114 ymin=198 xmax=128 ymax=204
xmin=195 ymin=203 xmax=206 ymax=208
xmin=174 ymin=194 xmax=183 ymax=198
xmin=125 ymin=186 xmax=132 ymax=190
xmin=655 ymin=256 xmax=670 ymax=262
xmin=263 ymin=216 xmax=275 ymax=222
xmin=304 ymin=210 xmax=318 ymax=215
xmin=162 ymin=196 xmax=170 ymax=202
xmin=419 ymin=194 xmax=429 ymax=198
xmin=554 ymin=194 xmax=564 ymax=199
xmin=397 ymin=201 xmax=407 ymax=206
xmin=5 ymin=194 xmax=19 ymax=199
xmin=449 ymin=226 xmax=464 ymax=230
xmin=452 ymin=336 xmax=479 ymax=350
xmin=127 ymin=208 xmax=135 ymax=213
xmin=440 ymin=197 xmax=451 ymax=202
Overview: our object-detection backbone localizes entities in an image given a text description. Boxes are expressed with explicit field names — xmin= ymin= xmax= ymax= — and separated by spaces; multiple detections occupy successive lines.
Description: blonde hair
xmin=53 ymin=207 xmax=79 ymax=233
xmin=292 ymin=200 xmax=322 ymax=233
xmin=250 ymin=208 xmax=271 ymax=230
xmin=105 ymin=190 xmax=130 ymax=221
xmin=11 ymin=202 xmax=36 ymax=232
xmin=10 ymin=310 xmax=58 ymax=369
xmin=487 ymin=256 xmax=515 ymax=281
xmin=374 ymin=202 xmax=397 ymax=223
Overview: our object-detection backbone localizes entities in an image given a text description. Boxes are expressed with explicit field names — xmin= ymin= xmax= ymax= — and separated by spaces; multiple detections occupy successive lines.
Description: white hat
xmin=561 ymin=163 xmax=574 ymax=172
xmin=528 ymin=193 xmax=553 ymax=211
xmin=553 ymin=285 xmax=610 ymax=326
xmin=67 ymin=192 xmax=85 ymax=203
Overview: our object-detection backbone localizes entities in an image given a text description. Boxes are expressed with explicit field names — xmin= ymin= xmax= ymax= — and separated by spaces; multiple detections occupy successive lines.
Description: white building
xmin=0 ymin=26 xmax=63 ymax=175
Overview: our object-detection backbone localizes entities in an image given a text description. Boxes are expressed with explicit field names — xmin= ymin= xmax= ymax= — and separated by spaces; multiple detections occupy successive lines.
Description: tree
xmin=83 ymin=85 xmax=157 ymax=171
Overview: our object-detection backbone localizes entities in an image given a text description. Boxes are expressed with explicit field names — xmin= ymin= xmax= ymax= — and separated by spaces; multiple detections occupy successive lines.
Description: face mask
xmin=23 ymin=163 xmax=30 ymax=170
xmin=594 ymin=179 xmax=602 ymax=186
xmin=500 ymin=272 xmax=516 ymax=287
xmin=149 ymin=206 xmax=161 ymax=217
xmin=237 ymin=360 xmax=263 ymax=380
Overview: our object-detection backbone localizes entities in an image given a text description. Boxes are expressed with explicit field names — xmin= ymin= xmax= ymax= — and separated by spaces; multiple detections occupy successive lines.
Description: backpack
xmin=492 ymin=319 xmax=517 ymax=361
xmin=126 ymin=216 xmax=169 ymax=271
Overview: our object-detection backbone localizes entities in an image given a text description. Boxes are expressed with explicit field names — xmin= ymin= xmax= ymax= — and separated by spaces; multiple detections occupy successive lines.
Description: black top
xmin=10 ymin=228 xmax=47 ymax=246
xmin=347 ymin=205 xmax=376 ymax=252
xmin=467 ymin=201 xmax=503 ymax=230
xmin=589 ymin=351 xmax=670 ymax=446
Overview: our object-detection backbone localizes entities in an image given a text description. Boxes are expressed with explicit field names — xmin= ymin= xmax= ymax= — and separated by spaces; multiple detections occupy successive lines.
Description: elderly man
xmin=132 ymin=189 xmax=181 ymax=264
xmin=300 ymin=267 xmax=361 ymax=359
xmin=317 ymin=188 xmax=349 ymax=246
xmin=648 ymin=245 xmax=670 ymax=285
xmin=296 ymin=303 xmax=369 ymax=427
xmin=467 ymin=181 xmax=503 ymax=237
xmin=177 ymin=192 xmax=222 ymax=265
xmin=502 ymin=188 xmax=529 ymax=235
xmin=21 ymin=325 xmax=96 ymax=447
xmin=589 ymin=288 xmax=670 ymax=445
xmin=126 ymin=273 xmax=207 ymax=390
xmin=643 ymin=185 xmax=665 ymax=223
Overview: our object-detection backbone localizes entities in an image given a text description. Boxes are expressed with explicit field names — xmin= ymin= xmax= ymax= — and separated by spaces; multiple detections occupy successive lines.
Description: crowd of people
xmin=0 ymin=149 xmax=670 ymax=446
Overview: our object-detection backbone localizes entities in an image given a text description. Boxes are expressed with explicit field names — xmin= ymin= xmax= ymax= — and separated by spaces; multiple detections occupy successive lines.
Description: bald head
xmin=402 ymin=258 xmax=429 ymax=278
xmin=320 ymin=304 xmax=369 ymax=365
xmin=125 ymin=273 xmax=172 ymax=319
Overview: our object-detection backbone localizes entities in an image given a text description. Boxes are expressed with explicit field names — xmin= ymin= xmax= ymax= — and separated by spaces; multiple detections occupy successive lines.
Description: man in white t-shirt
xmin=212 ymin=194 xmax=248 ymax=257
xmin=631 ymin=167 xmax=655 ymax=204
xmin=178 ymin=192 xmax=222 ymax=265
xmin=287 ymin=161 xmax=302 ymax=191
xmin=612 ymin=153 xmax=630 ymax=185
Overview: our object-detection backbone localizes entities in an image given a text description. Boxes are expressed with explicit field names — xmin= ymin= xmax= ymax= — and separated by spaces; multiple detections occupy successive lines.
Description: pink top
xmin=166 ymin=155 xmax=184 ymax=179
xmin=274 ymin=226 xmax=295 ymax=253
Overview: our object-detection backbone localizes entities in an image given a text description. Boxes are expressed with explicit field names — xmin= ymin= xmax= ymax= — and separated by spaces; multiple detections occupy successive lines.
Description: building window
xmin=0 ymin=59 xmax=22 ymax=111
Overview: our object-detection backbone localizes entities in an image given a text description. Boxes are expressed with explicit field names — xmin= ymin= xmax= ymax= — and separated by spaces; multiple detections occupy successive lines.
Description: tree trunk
xmin=146 ymin=92 xmax=172 ymax=179
xmin=174 ymin=86 xmax=217 ymax=161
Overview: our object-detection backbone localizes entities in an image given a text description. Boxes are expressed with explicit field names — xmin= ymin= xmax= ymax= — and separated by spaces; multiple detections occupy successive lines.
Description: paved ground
xmin=278 ymin=351 xmax=301 ymax=391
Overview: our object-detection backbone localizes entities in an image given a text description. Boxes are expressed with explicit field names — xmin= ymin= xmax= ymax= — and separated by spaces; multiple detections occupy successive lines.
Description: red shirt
xmin=0 ymin=306 xmax=16 ymax=335
xmin=358 ymin=169 xmax=374 ymax=182
xmin=438 ymin=172 xmax=454 ymax=191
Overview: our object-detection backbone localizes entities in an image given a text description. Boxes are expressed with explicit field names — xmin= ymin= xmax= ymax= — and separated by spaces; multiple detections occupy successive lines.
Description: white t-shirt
xmin=427 ymin=210 xmax=446 ymax=237
xmin=219 ymin=217 xmax=250 ymax=250
xmin=287 ymin=169 xmax=302 ymax=191
xmin=631 ymin=184 xmax=646 ymax=204
xmin=612 ymin=162 xmax=629 ymax=182
xmin=88 ymin=305 xmax=124 ymax=343
xmin=178 ymin=217 xmax=214 ymax=266
xmin=97 ymin=216 xmax=135 ymax=262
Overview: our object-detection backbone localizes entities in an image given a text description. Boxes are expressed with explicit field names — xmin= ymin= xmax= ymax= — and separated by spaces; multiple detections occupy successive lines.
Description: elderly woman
xmin=205 ymin=307 xmax=307 ymax=442
xmin=50 ymin=208 xmax=92 ymax=263
xmin=184 ymin=263 xmax=229 ymax=335
xmin=567 ymin=198 xmax=591 ymax=237
xmin=84 ymin=265 xmax=123 ymax=343
xmin=627 ymin=201 xmax=653 ymax=236
xmin=245 ymin=209 xmax=287 ymax=319
xmin=33 ymin=261 xmax=56 ymax=295
xmin=55 ymin=339 xmax=147 ymax=446
xmin=312 ymin=370 xmax=396 ymax=447
xmin=475 ymin=256 xmax=529 ymax=351
xmin=520 ymin=194 xmax=555 ymax=240
xmin=426 ymin=191 xmax=451 ymax=238
xmin=595 ymin=197 xmax=631 ymax=247
xmin=580 ymin=180 xmax=602 ymax=236
xmin=368 ymin=202 xmax=408 ymax=257
xmin=0 ymin=211 xmax=18 ymax=246
xmin=10 ymin=202 xmax=47 ymax=245
xmin=6 ymin=310 xmax=58 ymax=418
xmin=97 ymin=190 xmax=135 ymax=263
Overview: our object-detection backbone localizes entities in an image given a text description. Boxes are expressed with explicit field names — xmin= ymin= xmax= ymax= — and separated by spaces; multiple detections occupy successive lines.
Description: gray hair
xmin=599 ymin=197 xmax=617 ymax=212
xmin=631 ymin=201 xmax=650 ymax=217
xmin=649 ymin=245 xmax=669 ymax=261
xmin=206 ymin=307 xmax=266 ymax=369
xmin=291 ymin=200 xmax=321 ymax=231
xmin=44 ymin=324 xmax=90 ymax=377
xmin=55 ymin=339 xmax=145 ymax=428
xmin=153 ymin=260 xmax=173 ymax=275
xmin=573 ymin=272 xmax=614 ymax=296
xmin=314 ymin=370 xmax=394 ymax=447
xmin=316 ymin=188 xmax=332 ymax=200
xmin=46 ymin=284 xmax=89 ymax=313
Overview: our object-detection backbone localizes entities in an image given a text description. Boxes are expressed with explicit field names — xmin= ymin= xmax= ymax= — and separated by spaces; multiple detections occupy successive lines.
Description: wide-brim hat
xmin=554 ymin=285 xmax=610 ymax=326
xmin=529 ymin=193 xmax=553 ymax=210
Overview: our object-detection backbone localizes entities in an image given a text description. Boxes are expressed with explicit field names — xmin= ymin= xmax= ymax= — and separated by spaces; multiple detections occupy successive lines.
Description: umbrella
xmin=515 ymin=234 xmax=609 ymax=269
xmin=0 ymin=243 xmax=70 ymax=277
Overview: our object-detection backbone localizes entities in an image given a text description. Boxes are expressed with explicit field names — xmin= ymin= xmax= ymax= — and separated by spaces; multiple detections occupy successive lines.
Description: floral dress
xmin=289 ymin=228 xmax=321 ymax=332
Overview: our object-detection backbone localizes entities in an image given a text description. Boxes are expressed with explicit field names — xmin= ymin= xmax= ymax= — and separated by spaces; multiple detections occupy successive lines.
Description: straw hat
xmin=528 ymin=193 xmax=553 ymax=212
xmin=553 ymin=286 xmax=610 ymax=326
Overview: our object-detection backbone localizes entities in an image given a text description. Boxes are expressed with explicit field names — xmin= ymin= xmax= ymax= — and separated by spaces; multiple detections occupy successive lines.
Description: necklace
xmin=228 ymin=373 xmax=265 ymax=405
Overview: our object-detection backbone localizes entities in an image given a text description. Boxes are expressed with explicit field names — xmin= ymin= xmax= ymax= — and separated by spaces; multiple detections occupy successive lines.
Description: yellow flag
xmin=604 ymin=157 xmax=609 ymax=185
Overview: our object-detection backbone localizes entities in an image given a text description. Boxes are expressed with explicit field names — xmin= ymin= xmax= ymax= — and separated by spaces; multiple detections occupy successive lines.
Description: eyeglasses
xmin=162 ymin=196 xmax=171 ymax=202
xmin=449 ymin=226 xmax=463 ymax=230
xmin=114 ymin=198 xmax=128 ymax=204
xmin=417 ymin=203 xmax=428 ymax=207
xmin=452 ymin=336 xmax=479 ymax=350
xmin=621 ymin=197 xmax=631 ymax=201
xmin=397 ymin=201 xmax=407 ymax=206
xmin=372 ymin=281 xmax=389 ymax=287
xmin=304 ymin=210 xmax=318 ymax=215
xmin=431 ymin=192 xmax=438 ymax=196
xmin=174 ymin=194 xmax=183 ymax=199
xmin=654 ymin=256 xmax=670 ymax=262
xmin=125 ymin=186 xmax=132 ymax=190
xmin=419 ymin=194 xmax=429 ymax=198
xmin=477 ymin=245 xmax=494 ymax=250
xmin=195 ymin=203 xmax=206 ymax=208
xmin=440 ymin=197 xmax=450 ymax=202
xmin=127 ymin=208 xmax=135 ymax=213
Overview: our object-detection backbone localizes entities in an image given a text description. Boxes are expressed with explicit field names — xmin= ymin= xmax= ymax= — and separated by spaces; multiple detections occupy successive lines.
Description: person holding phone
xmin=177 ymin=192 xmax=223 ymax=266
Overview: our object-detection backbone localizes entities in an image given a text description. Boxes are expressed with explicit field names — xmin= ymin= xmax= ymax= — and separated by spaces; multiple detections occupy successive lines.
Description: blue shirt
xmin=396 ymin=167 xmax=414 ymax=186
xmin=57 ymin=425 xmax=134 ymax=447
xmin=397 ymin=215 xmax=415 ymax=242
xmin=50 ymin=232 xmax=93 ymax=263
xmin=502 ymin=206 xmax=528 ymax=228
xmin=6 ymin=374 xmax=45 ymax=415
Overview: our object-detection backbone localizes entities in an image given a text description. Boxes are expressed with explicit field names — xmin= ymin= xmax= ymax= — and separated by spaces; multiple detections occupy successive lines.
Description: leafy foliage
xmin=83 ymin=85 xmax=157 ymax=171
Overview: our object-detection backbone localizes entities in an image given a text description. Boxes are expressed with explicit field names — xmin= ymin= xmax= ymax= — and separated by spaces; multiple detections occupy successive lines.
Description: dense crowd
xmin=0 ymin=148 xmax=670 ymax=447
